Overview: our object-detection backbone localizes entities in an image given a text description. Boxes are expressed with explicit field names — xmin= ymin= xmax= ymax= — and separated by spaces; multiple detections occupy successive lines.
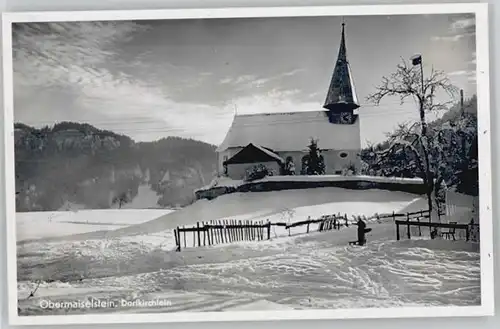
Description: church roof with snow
xmin=216 ymin=110 xmax=360 ymax=153
xmin=224 ymin=143 xmax=284 ymax=165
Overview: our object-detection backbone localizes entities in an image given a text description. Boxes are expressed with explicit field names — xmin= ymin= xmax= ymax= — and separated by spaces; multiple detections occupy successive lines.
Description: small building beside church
xmin=217 ymin=22 xmax=362 ymax=180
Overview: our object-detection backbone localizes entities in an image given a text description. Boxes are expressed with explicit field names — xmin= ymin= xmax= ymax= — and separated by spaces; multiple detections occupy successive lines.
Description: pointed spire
xmin=323 ymin=21 xmax=359 ymax=112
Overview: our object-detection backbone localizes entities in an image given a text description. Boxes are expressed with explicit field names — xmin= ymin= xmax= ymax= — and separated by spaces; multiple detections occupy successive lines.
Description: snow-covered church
xmin=217 ymin=23 xmax=362 ymax=180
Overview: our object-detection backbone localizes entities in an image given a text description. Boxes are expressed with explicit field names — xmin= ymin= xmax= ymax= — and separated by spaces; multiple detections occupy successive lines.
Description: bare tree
xmin=367 ymin=59 xmax=458 ymax=220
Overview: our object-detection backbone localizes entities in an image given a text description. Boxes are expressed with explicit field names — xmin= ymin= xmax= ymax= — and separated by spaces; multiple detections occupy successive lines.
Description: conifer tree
xmin=303 ymin=139 xmax=325 ymax=175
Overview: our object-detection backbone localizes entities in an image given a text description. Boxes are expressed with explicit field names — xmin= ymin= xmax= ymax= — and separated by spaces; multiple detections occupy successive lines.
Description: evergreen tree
xmin=303 ymin=139 xmax=325 ymax=175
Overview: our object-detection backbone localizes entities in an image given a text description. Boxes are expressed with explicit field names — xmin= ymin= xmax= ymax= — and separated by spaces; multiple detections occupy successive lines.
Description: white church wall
xmin=217 ymin=147 xmax=243 ymax=174
xmin=276 ymin=151 xmax=304 ymax=174
xmin=276 ymin=150 xmax=360 ymax=174
xmin=322 ymin=149 xmax=361 ymax=174
xmin=226 ymin=161 xmax=281 ymax=180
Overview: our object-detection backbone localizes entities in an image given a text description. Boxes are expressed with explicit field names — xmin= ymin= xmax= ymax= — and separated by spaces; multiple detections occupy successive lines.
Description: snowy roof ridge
xmin=234 ymin=110 xmax=325 ymax=117
xmin=252 ymin=144 xmax=285 ymax=163
xmin=217 ymin=110 xmax=360 ymax=152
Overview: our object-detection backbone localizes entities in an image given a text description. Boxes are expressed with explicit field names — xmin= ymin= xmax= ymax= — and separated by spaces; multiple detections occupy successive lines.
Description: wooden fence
xmin=395 ymin=220 xmax=472 ymax=241
xmin=377 ymin=209 xmax=430 ymax=221
xmin=174 ymin=213 xmax=352 ymax=251
xmin=174 ymin=220 xmax=272 ymax=251
xmin=284 ymin=214 xmax=348 ymax=236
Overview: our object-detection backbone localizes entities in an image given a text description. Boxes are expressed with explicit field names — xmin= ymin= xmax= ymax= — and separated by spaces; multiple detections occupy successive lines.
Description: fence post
xmin=174 ymin=228 xmax=179 ymax=251
xmin=208 ymin=223 xmax=212 ymax=246
xmin=406 ymin=214 xmax=411 ymax=240
xmin=396 ymin=222 xmax=400 ymax=241
xmin=219 ymin=220 xmax=224 ymax=244
xmin=466 ymin=226 xmax=470 ymax=242
xmin=197 ymin=222 xmax=201 ymax=247
xmin=202 ymin=221 xmax=206 ymax=246
xmin=213 ymin=221 xmax=217 ymax=244
xmin=345 ymin=214 xmax=348 ymax=227
xmin=234 ymin=219 xmax=238 ymax=241
xmin=215 ymin=220 xmax=219 ymax=244
xmin=267 ymin=221 xmax=271 ymax=240
xmin=174 ymin=228 xmax=178 ymax=249
xmin=183 ymin=226 xmax=187 ymax=248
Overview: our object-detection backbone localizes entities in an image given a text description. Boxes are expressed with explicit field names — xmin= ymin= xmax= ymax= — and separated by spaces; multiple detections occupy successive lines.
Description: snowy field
xmin=16 ymin=209 xmax=174 ymax=242
xmin=15 ymin=187 xmax=481 ymax=315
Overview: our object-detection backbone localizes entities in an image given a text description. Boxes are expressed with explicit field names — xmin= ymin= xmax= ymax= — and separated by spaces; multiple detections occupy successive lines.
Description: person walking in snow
xmin=355 ymin=217 xmax=368 ymax=246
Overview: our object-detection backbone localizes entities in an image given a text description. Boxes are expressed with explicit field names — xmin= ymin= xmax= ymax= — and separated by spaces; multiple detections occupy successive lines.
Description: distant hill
xmin=14 ymin=122 xmax=217 ymax=212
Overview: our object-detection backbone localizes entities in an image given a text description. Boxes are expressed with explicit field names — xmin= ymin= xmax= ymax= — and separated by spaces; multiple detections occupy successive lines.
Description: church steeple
xmin=323 ymin=21 xmax=359 ymax=112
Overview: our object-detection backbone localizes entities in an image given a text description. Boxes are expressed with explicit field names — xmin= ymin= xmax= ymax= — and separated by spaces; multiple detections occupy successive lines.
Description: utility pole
xmin=411 ymin=54 xmax=433 ymax=223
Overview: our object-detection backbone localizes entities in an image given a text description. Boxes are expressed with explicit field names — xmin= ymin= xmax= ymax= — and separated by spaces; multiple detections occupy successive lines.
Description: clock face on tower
xmin=339 ymin=112 xmax=352 ymax=124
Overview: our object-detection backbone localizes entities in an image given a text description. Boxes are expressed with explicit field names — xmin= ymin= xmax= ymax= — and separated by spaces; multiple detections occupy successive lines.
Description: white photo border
xmin=2 ymin=2 xmax=494 ymax=326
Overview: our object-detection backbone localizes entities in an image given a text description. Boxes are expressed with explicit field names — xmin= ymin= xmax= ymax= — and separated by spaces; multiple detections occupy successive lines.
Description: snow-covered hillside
xmin=15 ymin=187 xmax=480 ymax=315
xmin=119 ymin=184 xmax=161 ymax=209
xmin=16 ymin=209 xmax=173 ymax=242
xmin=17 ymin=220 xmax=480 ymax=314
xmin=28 ymin=187 xmax=422 ymax=243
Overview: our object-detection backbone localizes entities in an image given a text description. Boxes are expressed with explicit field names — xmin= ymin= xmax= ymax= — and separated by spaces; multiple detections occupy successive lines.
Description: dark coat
xmin=356 ymin=219 xmax=367 ymax=246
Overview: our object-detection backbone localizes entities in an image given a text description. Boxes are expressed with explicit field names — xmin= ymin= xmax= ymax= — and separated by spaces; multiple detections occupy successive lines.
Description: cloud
xmin=431 ymin=34 xmax=472 ymax=42
xmin=470 ymin=51 xmax=477 ymax=65
xmin=431 ymin=15 xmax=475 ymax=43
xmin=219 ymin=69 xmax=304 ymax=88
xmin=468 ymin=72 xmax=477 ymax=83
xmin=12 ymin=22 xmax=313 ymax=145
xmin=233 ymin=89 xmax=319 ymax=116
xmin=447 ymin=69 xmax=476 ymax=86
xmin=13 ymin=22 xmax=148 ymax=88
xmin=12 ymin=22 xmax=235 ymax=143
xmin=450 ymin=18 xmax=475 ymax=32
xmin=448 ymin=70 xmax=470 ymax=77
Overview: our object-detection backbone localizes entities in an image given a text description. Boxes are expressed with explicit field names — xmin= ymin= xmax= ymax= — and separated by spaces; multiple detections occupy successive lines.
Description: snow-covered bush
xmin=245 ymin=164 xmax=274 ymax=182
xmin=341 ymin=163 xmax=357 ymax=176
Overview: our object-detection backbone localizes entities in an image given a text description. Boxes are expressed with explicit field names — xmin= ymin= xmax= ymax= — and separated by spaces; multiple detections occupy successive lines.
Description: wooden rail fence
xmin=395 ymin=220 xmax=472 ymax=241
xmin=173 ymin=209 xmax=473 ymax=251
xmin=377 ymin=209 xmax=430 ymax=221
xmin=174 ymin=213 xmax=351 ymax=251
xmin=174 ymin=220 xmax=272 ymax=251
xmin=284 ymin=214 xmax=348 ymax=236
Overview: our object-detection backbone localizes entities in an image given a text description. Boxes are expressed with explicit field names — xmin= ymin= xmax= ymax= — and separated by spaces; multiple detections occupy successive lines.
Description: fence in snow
xmin=174 ymin=213 xmax=350 ymax=251
xmin=173 ymin=208 xmax=477 ymax=251
xmin=395 ymin=220 xmax=479 ymax=242
xmin=174 ymin=220 xmax=270 ymax=251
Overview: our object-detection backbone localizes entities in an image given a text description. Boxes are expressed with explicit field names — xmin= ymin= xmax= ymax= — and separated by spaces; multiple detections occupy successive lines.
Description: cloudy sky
xmin=12 ymin=13 xmax=476 ymax=147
